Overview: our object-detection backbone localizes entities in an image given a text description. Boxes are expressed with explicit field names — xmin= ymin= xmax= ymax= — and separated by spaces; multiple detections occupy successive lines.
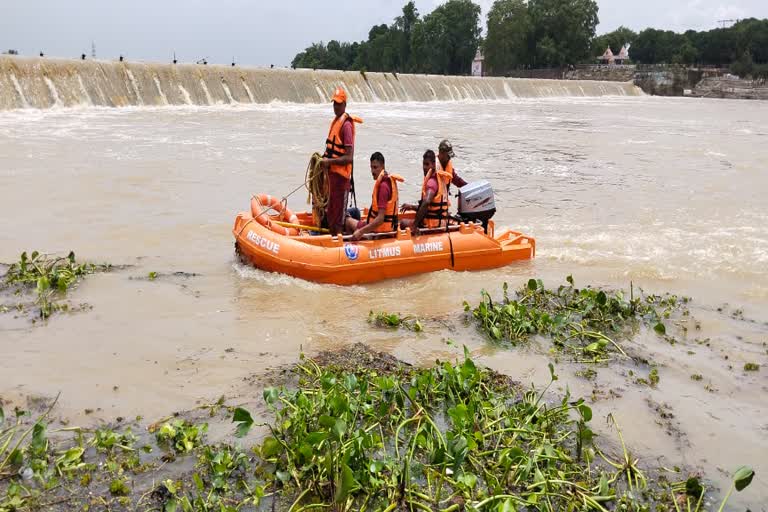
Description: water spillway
xmin=0 ymin=56 xmax=642 ymax=110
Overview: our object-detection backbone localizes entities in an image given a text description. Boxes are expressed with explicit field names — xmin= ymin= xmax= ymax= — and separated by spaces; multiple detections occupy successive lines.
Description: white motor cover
xmin=458 ymin=180 xmax=495 ymax=214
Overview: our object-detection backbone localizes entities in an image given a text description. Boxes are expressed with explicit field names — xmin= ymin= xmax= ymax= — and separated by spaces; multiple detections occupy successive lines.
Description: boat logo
xmin=344 ymin=243 xmax=359 ymax=261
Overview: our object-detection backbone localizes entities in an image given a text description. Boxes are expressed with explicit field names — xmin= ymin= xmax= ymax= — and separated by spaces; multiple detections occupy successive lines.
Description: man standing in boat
xmin=320 ymin=87 xmax=363 ymax=236
xmin=345 ymin=152 xmax=403 ymax=241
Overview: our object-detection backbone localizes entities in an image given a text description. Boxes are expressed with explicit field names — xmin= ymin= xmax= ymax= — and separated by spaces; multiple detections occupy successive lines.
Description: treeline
xmin=291 ymin=1 xmax=481 ymax=75
xmin=292 ymin=0 xmax=768 ymax=79
xmin=595 ymin=18 xmax=768 ymax=78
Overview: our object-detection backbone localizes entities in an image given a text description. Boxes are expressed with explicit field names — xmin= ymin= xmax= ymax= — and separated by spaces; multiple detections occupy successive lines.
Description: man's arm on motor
xmin=451 ymin=169 xmax=467 ymax=188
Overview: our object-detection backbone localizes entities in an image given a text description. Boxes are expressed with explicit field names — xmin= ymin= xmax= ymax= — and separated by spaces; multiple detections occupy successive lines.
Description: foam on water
xmin=232 ymin=262 xmax=368 ymax=295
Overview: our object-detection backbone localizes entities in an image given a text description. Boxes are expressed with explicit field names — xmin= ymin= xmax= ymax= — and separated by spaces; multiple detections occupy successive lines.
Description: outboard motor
xmin=457 ymin=180 xmax=496 ymax=232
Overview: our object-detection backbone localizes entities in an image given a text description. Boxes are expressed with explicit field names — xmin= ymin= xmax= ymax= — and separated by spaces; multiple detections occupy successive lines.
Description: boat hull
xmin=233 ymin=211 xmax=535 ymax=285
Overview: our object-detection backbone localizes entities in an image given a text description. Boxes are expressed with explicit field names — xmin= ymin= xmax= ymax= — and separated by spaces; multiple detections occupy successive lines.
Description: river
xmin=0 ymin=96 xmax=766 ymax=507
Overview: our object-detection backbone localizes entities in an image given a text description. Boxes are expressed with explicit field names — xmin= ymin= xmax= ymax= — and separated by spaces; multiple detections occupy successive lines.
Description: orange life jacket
xmin=367 ymin=172 xmax=404 ymax=233
xmin=323 ymin=113 xmax=363 ymax=179
xmin=437 ymin=159 xmax=457 ymax=192
xmin=420 ymin=169 xmax=452 ymax=228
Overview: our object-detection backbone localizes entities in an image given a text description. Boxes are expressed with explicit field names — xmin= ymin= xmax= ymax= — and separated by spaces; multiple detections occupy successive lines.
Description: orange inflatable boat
xmin=232 ymin=195 xmax=535 ymax=285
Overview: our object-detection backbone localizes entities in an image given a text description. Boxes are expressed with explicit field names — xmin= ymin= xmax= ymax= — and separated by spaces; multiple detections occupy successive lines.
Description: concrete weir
xmin=0 ymin=56 xmax=642 ymax=110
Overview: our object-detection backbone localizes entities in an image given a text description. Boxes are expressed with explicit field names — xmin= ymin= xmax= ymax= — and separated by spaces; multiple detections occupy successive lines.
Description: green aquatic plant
xmin=666 ymin=466 xmax=755 ymax=512
xmin=91 ymin=426 xmax=136 ymax=452
xmin=156 ymin=420 xmax=208 ymax=454
xmin=2 ymin=251 xmax=110 ymax=319
xmin=465 ymin=277 xmax=690 ymax=362
xmin=0 ymin=350 xmax=755 ymax=512
xmin=368 ymin=310 xmax=424 ymax=331
xmin=183 ymin=349 xmax=687 ymax=512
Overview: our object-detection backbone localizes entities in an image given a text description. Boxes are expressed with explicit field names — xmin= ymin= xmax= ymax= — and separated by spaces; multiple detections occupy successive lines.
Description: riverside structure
xmin=0 ymin=56 xmax=641 ymax=110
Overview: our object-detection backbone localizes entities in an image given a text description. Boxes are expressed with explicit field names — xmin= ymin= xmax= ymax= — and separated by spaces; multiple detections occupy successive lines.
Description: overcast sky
xmin=2 ymin=1 xmax=767 ymax=67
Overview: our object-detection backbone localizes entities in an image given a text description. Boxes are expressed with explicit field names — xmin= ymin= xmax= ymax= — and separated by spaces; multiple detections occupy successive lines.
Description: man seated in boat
xmin=344 ymin=152 xmax=404 ymax=241
xmin=400 ymin=144 xmax=467 ymax=235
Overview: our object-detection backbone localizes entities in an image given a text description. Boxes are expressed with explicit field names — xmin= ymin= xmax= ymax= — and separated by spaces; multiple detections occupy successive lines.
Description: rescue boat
xmin=232 ymin=190 xmax=535 ymax=285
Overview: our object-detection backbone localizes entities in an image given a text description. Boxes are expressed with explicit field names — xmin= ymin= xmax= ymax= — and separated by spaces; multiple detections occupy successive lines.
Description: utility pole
xmin=718 ymin=19 xmax=737 ymax=28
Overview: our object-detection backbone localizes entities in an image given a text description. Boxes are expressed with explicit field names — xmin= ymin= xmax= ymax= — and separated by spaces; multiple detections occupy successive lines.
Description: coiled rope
xmin=305 ymin=152 xmax=328 ymax=226
xmin=247 ymin=153 xmax=328 ymax=227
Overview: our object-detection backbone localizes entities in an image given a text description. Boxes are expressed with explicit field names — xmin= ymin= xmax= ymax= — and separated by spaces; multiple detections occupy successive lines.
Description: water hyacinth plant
xmin=464 ymin=277 xmax=690 ymax=362
xmin=0 ymin=349 xmax=755 ymax=511
xmin=368 ymin=310 xmax=424 ymax=332
xmin=211 ymin=348 xmax=751 ymax=512
xmin=2 ymin=251 xmax=110 ymax=319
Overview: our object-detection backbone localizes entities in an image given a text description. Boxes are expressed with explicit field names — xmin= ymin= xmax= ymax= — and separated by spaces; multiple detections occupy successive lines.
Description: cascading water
xmin=178 ymin=84 xmax=193 ymax=105
xmin=125 ymin=69 xmax=143 ymax=105
xmin=0 ymin=56 xmax=643 ymax=110
xmin=43 ymin=77 xmax=62 ymax=107
xmin=9 ymin=74 xmax=29 ymax=108
xmin=153 ymin=76 xmax=169 ymax=105
xmin=199 ymin=78 xmax=214 ymax=105
xmin=221 ymin=81 xmax=236 ymax=104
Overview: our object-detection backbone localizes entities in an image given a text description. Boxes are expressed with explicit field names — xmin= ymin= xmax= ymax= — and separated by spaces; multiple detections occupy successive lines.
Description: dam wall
xmin=0 ymin=56 xmax=642 ymax=110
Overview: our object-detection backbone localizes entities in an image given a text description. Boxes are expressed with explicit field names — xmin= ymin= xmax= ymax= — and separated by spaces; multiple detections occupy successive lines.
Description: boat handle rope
xmin=250 ymin=153 xmax=325 ymax=224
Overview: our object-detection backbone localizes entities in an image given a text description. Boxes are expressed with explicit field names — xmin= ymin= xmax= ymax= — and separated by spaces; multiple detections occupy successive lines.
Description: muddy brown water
xmin=1 ymin=97 xmax=767 ymax=507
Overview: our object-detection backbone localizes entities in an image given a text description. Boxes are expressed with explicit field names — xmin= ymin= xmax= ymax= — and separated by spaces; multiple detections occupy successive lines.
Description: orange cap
xmin=331 ymin=87 xmax=347 ymax=103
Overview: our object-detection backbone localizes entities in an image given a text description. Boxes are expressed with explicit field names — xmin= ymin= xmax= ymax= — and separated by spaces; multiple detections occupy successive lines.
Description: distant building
xmin=616 ymin=44 xmax=630 ymax=64
xmin=598 ymin=44 xmax=631 ymax=65
xmin=598 ymin=47 xmax=615 ymax=65
xmin=3 ymin=49 xmax=19 ymax=55
xmin=472 ymin=49 xmax=484 ymax=77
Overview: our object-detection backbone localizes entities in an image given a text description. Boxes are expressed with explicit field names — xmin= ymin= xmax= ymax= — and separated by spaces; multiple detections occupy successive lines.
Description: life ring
xmin=250 ymin=194 xmax=300 ymax=236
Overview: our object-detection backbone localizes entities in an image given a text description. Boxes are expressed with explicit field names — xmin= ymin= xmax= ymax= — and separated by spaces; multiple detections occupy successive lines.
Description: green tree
xmin=528 ymin=0 xmax=599 ymax=66
xmin=484 ymin=0 xmax=532 ymax=74
xmin=411 ymin=0 xmax=482 ymax=75
xmin=631 ymin=28 xmax=684 ymax=64
xmin=394 ymin=2 xmax=420 ymax=71
xmin=673 ymin=38 xmax=699 ymax=65
xmin=730 ymin=50 xmax=754 ymax=77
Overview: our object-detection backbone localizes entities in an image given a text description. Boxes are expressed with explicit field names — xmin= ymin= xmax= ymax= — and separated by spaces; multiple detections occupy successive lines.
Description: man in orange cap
xmin=320 ymin=87 xmax=362 ymax=235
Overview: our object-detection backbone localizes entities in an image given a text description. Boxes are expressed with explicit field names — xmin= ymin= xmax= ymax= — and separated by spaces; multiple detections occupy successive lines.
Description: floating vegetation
xmin=1 ymin=250 xmax=111 ymax=319
xmin=0 ymin=346 xmax=756 ymax=511
xmin=464 ymin=277 xmax=690 ymax=362
xmin=155 ymin=420 xmax=208 ymax=454
xmin=368 ymin=310 xmax=424 ymax=332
